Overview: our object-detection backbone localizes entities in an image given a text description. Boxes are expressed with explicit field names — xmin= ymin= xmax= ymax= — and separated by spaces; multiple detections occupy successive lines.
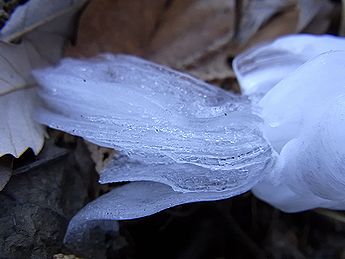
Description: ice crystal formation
xmin=33 ymin=34 xmax=345 ymax=243
xmin=234 ymin=34 xmax=345 ymax=212
xmin=34 ymin=54 xmax=274 ymax=195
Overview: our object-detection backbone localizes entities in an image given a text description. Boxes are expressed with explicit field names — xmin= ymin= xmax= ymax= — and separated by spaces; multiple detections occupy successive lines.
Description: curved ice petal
xmin=65 ymin=181 xmax=254 ymax=252
xmin=64 ymin=220 xmax=119 ymax=253
xmin=233 ymin=34 xmax=345 ymax=96
xmin=33 ymin=54 xmax=274 ymax=194
xmin=65 ymin=181 xmax=251 ymax=225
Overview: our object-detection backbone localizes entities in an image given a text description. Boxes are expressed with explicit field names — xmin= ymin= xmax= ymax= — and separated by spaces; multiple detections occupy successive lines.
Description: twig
xmin=314 ymin=208 xmax=345 ymax=224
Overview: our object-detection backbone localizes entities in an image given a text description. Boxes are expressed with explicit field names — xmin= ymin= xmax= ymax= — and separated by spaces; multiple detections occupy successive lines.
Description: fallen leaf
xmin=147 ymin=0 xmax=236 ymax=81
xmin=235 ymin=0 xmax=294 ymax=44
xmin=235 ymin=5 xmax=300 ymax=53
xmin=65 ymin=0 xmax=167 ymax=57
xmin=299 ymin=0 xmax=335 ymax=33
xmin=0 ymin=0 xmax=87 ymax=42
xmin=65 ymin=0 xmax=236 ymax=76
xmin=147 ymin=0 xmax=235 ymax=68
xmin=185 ymin=51 xmax=235 ymax=81
xmin=0 ymin=41 xmax=46 ymax=157
xmin=233 ymin=0 xmax=335 ymax=54
xmin=0 ymin=0 xmax=87 ymax=158
xmin=85 ymin=142 xmax=114 ymax=172
xmin=0 ymin=140 xmax=94 ymax=258
xmin=66 ymin=0 xmax=336 ymax=79
xmin=297 ymin=0 xmax=327 ymax=31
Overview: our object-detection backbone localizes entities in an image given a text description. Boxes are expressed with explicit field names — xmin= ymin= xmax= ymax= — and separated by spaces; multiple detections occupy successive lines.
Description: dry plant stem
xmin=314 ymin=208 xmax=345 ymax=224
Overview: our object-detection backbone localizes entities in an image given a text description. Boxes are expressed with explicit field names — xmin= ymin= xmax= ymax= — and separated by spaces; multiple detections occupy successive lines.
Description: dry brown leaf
xmin=147 ymin=1 xmax=235 ymax=67
xmin=230 ymin=0 xmax=335 ymax=55
xmin=299 ymin=0 xmax=335 ymax=34
xmin=148 ymin=0 xmax=236 ymax=81
xmin=185 ymin=49 xmax=235 ymax=81
xmin=235 ymin=5 xmax=300 ymax=54
xmin=235 ymin=0 xmax=294 ymax=43
xmin=85 ymin=141 xmax=114 ymax=172
xmin=65 ymin=0 xmax=167 ymax=57
xmin=65 ymin=0 xmax=236 ymax=76
xmin=66 ymin=0 xmax=336 ymax=76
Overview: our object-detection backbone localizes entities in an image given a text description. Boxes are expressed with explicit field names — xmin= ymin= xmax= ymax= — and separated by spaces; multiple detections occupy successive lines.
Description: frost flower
xmin=33 ymin=34 xmax=345 ymax=243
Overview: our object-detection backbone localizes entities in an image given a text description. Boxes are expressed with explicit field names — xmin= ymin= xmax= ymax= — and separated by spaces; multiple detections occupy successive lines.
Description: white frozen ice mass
xmin=34 ymin=54 xmax=273 ymax=195
xmin=33 ymin=54 xmax=274 ymax=241
xmin=232 ymin=34 xmax=345 ymax=212
xmin=253 ymin=51 xmax=345 ymax=212
xmin=33 ymin=34 xmax=345 ymax=243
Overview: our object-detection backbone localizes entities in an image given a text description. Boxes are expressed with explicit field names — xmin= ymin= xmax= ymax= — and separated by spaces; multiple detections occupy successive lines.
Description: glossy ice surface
xmin=233 ymin=34 xmax=345 ymax=212
xmin=33 ymin=55 xmax=274 ymax=241
xmin=253 ymin=51 xmax=345 ymax=212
